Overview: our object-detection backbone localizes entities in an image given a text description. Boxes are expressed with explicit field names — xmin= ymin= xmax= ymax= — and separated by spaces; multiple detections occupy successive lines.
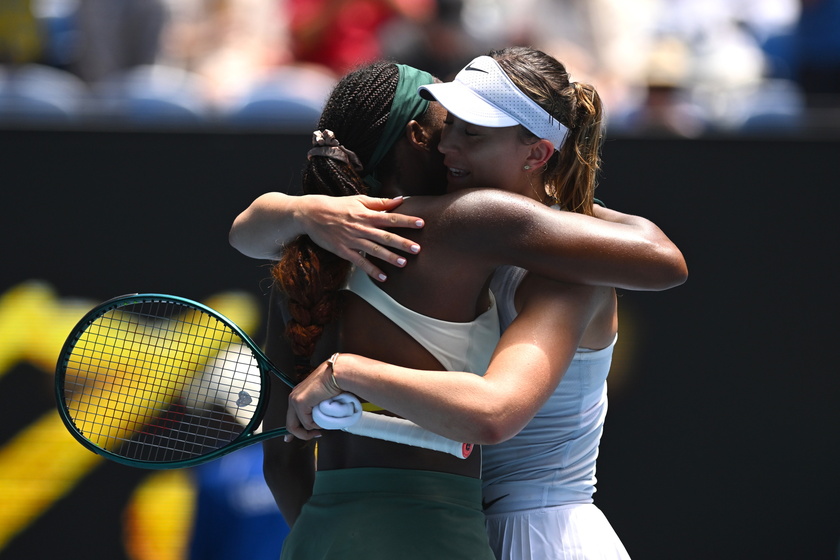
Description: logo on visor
xmin=464 ymin=62 xmax=489 ymax=74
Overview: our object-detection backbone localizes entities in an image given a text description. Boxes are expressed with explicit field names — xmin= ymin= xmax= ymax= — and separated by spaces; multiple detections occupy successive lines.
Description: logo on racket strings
xmin=236 ymin=390 xmax=252 ymax=407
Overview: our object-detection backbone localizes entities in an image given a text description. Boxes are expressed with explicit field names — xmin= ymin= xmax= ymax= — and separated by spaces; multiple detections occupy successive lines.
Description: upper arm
xmin=438 ymin=189 xmax=687 ymax=291
xmin=478 ymin=276 xmax=608 ymax=442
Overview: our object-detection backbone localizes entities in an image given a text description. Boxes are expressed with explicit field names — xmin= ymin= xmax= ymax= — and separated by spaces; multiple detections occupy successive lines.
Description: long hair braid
xmin=272 ymin=62 xmax=401 ymax=380
xmin=491 ymin=46 xmax=605 ymax=215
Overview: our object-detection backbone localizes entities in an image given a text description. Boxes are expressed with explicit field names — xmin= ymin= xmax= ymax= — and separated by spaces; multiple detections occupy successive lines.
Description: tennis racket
xmin=55 ymin=293 xmax=473 ymax=469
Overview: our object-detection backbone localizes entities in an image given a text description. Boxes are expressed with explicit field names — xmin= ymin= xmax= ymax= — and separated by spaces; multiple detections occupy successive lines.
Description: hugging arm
xmin=229 ymin=192 xmax=425 ymax=280
xmin=250 ymin=189 xmax=686 ymax=446
xmin=437 ymin=189 xmax=688 ymax=291
xmin=286 ymin=278 xmax=606 ymax=444
xmin=260 ymin=288 xmax=315 ymax=525
xmin=262 ymin=376 xmax=314 ymax=526
xmin=230 ymin=190 xmax=687 ymax=291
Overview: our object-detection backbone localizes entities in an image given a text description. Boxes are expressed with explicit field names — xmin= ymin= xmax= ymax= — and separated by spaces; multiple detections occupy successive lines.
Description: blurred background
xmin=1 ymin=0 xmax=838 ymax=559
xmin=2 ymin=0 xmax=840 ymax=134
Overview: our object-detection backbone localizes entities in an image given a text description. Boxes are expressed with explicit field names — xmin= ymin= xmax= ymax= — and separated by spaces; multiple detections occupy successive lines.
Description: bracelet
xmin=327 ymin=352 xmax=341 ymax=392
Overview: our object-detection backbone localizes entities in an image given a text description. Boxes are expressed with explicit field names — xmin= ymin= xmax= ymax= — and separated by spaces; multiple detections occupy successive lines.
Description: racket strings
xmin=62 ymin=299 xmax=263 ymax=463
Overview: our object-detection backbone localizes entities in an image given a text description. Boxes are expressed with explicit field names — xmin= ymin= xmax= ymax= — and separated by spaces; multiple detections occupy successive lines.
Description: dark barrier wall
xmin=1 ymin=130 xmax=837 ymax=560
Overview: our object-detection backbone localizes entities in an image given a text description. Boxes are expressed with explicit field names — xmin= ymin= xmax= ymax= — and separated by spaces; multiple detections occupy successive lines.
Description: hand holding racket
xmin=54 ymin=294 xmax=473 ymax=469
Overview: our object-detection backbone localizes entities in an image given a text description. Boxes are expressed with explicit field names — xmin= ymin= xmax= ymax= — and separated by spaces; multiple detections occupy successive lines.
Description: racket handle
xmin=344 ymin=412 xmax=473 ymax=459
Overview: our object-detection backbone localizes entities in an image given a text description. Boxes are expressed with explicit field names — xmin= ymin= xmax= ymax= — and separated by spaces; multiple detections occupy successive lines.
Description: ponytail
xmin=551 ymin=81 xmax=604 ymax=215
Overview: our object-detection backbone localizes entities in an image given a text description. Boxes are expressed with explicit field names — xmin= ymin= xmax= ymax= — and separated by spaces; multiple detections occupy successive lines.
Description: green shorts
xmin=280 ymin=467 xmax=495 ymax=559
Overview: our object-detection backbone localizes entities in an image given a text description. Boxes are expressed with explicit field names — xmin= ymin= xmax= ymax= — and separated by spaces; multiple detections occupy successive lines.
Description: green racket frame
xmin=55 ymin=293 xmax=295 ymax=470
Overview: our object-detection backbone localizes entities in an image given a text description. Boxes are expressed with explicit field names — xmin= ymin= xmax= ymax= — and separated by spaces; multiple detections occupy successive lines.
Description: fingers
xmin=285 ymin=398 xmax=322 ymax=441
xmin=352 ymin=252 xmax=389 ymax=283
xmin=285 ymin=362 xmax=341 ymax=440
xmin=306 ymin=195 xmax=425 ymax=281
xmin=358 ymin=195 xmax=406 ymax=212
xmin=345 ymin=237 xmax=421 ymax=282
xmin=366 ymin=197 xmax=403 ymax=211
xmin=355 ymin=228 xmax=421 ymax=263
xmin=368 ymin=229 xmax=422 ymax=256
xmin=358 ymin=196 xmax=425 ymax=231
xmin=378 ymin=209 xmax=425 ymax=232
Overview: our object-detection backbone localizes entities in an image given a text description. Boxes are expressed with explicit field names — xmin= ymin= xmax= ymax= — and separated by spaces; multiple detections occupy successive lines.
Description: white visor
xmin=419 ymin=55 xmax=569 ymax=151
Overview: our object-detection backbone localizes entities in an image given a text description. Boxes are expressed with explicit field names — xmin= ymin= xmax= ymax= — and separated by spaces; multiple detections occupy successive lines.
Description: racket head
xmin=55 ymin=294 xmax=271 ymax=469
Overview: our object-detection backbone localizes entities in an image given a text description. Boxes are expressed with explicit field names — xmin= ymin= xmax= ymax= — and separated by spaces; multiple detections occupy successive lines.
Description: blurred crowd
xmin=1 ymin=0 xmax=839 ymax=136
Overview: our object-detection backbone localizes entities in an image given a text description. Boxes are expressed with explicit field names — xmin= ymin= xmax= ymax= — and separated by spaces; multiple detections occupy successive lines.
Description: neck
xmin=516 ymin=175 xmax=552 ymax=206
xmin=383 ymin=140 xmax=447 ymax=197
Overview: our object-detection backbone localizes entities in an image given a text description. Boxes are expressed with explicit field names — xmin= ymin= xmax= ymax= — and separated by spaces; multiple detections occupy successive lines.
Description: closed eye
xmin=443 ymin=114 xmax=481 ymax=137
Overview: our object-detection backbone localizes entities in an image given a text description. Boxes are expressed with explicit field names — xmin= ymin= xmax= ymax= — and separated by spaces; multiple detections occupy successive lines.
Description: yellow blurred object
xmin=124 ymin=470 xmax=196 ymax=560
xmin=0 ymin=283 xmax=262 ymax=554
xmin=65 ymin=304 xmax=242 ymax=451
xmin=0 ymin=282 xmax=76 ymax=377
xmin=0 ymin=0 xmax=43 ymax=63
xmin=0 ymin=412 xmax=102 ymax=549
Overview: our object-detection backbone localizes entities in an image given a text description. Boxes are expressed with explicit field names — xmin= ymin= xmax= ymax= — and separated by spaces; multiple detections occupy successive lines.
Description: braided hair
xmin=272 ymin=62 xmax=401 ymax=381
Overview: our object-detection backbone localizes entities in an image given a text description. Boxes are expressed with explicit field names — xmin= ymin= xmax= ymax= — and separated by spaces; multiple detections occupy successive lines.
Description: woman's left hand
xmin=297 ymin=195 xmax=424 ymax=281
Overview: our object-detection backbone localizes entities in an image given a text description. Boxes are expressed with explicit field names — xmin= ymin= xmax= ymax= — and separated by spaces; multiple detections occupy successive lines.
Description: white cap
xmin=419 ymin=55 xmax=569 ymax=150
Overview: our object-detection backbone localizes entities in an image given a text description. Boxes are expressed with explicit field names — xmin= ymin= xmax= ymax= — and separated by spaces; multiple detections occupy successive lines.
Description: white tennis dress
xmin=483 ymin=265 xmax=630 ymax=560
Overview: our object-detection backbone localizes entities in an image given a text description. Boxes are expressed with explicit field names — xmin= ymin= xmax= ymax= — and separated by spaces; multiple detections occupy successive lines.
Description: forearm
xmin=590 ymin=205 xmax=688 ymax=289
xmin=286 ymin=277 xmax=590 ymax=446
xmin=331 ymin=353 xmax=548 ymax=445
xmin=229 ymin=192 xmax=305 ymax=260
xmin=443 ymin=189 xmax=688 ymax=291
xmin=502 ymin=206 xmax=688 ymax=291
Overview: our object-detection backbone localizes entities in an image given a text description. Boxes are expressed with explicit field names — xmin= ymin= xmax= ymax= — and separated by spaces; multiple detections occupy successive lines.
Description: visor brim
xmin=419 ymin=82 xmax=519 ymax=128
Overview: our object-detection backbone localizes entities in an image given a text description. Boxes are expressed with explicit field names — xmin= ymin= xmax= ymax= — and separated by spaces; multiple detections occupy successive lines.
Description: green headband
xmin=363 ymin=64 xmax=434 ymax=194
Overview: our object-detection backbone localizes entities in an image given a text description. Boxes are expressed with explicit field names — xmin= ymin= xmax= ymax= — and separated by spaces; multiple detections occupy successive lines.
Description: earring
xmin=523 ymin=165 xmax=531 ymax=170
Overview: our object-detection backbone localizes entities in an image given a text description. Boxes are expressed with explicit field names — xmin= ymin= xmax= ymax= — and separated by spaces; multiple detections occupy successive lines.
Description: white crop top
xmin=342 ymin=267 xmax=500 ymax=374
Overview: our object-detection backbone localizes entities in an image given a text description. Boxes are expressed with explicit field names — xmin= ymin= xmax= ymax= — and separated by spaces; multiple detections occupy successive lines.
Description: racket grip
xmin=344 ymin=412 xmax=473 ymax=459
